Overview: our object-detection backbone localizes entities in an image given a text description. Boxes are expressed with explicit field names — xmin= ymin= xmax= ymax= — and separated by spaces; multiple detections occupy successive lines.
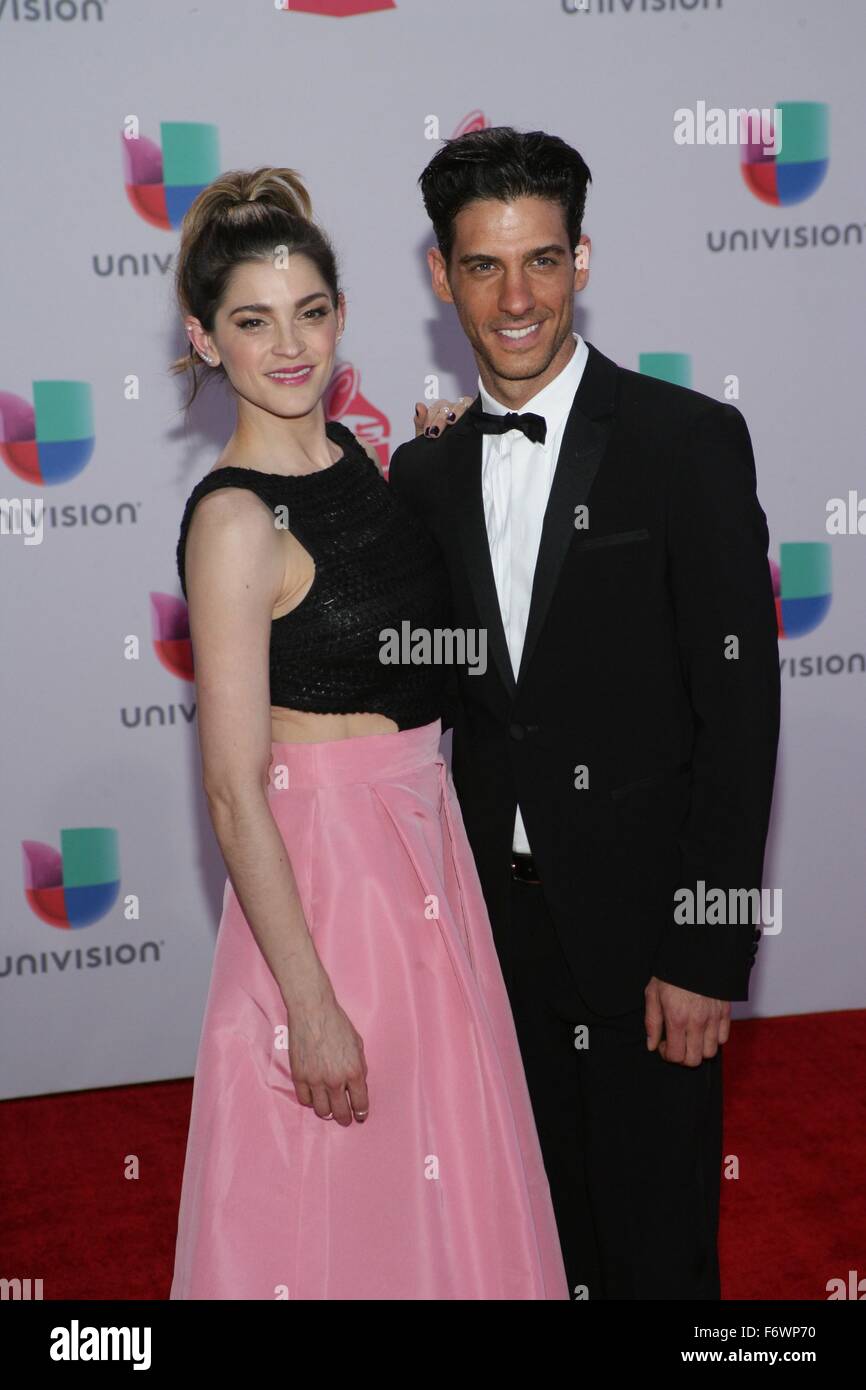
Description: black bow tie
xmin=467 ymin=407 xmax=547 ymax=446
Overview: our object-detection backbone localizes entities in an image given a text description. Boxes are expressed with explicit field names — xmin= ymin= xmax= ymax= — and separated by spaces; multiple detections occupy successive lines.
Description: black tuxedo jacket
xmin=388 ymin=341 xmax=780 ymax=1014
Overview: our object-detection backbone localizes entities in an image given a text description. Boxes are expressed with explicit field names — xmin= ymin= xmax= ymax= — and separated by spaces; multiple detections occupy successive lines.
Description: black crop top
xmin=176 ymin=420 xmax=453 ymax=731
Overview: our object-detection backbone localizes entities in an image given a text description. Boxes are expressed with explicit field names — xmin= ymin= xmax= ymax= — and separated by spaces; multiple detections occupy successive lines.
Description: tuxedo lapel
xmin=448 ymin=340 xmax=619 ymax=702
xmin=517 ymin=350 xmax=617 ymax=685
xmin=451 ymin=428 xmax=517 ymax=698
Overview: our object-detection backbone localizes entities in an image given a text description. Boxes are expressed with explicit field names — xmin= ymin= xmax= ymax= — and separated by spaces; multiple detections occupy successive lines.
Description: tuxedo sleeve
xmin=388 ymin=443 xmax=459 ymax=737
xmin=650 ymin=403 xmax=780 ymax=1000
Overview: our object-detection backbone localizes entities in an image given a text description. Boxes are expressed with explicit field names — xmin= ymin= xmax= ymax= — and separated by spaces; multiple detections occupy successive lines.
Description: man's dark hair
xmin=418 ymin=126 xmax=592 ymax=268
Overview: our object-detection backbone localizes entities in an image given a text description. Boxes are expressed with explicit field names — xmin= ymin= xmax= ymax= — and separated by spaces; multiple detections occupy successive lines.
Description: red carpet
xmin=2 ymin=1009 xmax=863 ymax=1301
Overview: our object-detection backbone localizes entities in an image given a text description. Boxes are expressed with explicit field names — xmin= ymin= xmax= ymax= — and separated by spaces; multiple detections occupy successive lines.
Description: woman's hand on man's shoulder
xmin=413 ymin=396 xmax=474 ymax=439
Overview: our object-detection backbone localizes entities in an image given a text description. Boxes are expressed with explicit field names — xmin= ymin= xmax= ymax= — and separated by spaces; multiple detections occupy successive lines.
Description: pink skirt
xmin=169 ymin=718 xmax=568 ymax=1300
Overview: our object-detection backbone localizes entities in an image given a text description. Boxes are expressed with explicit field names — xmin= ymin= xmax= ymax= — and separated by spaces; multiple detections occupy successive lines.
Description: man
xmin=387 ymin=126 xmax=780 ymax=1300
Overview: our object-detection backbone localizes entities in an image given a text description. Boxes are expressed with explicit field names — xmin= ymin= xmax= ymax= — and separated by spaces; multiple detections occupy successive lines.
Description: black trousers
xmin=495 ymin=875 xmax=723 ymax=1300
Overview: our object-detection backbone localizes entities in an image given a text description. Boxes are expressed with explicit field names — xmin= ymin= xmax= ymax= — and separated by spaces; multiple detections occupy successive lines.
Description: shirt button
xmin=509 ymin=722 xmax=525 ymax=740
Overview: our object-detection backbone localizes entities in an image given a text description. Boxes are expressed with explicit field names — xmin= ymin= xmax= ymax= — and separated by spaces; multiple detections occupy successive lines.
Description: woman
xmin=169 ymin=166 xmax=568 ymax=1300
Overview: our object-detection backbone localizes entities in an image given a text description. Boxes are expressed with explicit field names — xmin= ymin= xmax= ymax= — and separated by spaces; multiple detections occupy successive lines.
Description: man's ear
xmin=427 ymin=246 xmax=455 ymax=305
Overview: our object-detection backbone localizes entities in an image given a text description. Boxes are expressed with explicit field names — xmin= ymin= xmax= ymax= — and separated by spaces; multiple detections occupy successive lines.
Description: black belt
xmin=511 ymin=851 xmax=541 ymax=884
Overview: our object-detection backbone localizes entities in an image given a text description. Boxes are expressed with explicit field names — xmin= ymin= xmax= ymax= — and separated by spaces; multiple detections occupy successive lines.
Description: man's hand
xmin=414 ymin=396 xmax=474 ymax=438
xmin=644 ymin=976 xmax=731 ymax=1066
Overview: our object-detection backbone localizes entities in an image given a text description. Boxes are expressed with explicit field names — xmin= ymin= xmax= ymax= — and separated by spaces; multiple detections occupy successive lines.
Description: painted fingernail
xmin=446 ymin=411 xmax=456 ymax=421
xmin=428 ymin=425 xmax=440 ymax=436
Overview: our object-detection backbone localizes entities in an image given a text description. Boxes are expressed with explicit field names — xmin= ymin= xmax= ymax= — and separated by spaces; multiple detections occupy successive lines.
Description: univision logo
xmin=638 ymin=352 xmax=692 ymax=387
xmin=706 ymin=101 xmax=859 ymax=254
xmin=771 ymin=542 xmax=831 ymax=638
xmin=118 ymin=594 xmax=195 ymax=732
xmin=278 ymin=1 xmax=395 ymax=14
xmin=0 ymin=0 xmax=105 ymax=18
xmin=152 ymin=594 xmax=193 ymax=681
xmin=741 ymin=102 xmax=829 ymax=206
xmin=562 ymin=0 xmax=724 ymax=12
xmin=22 ymin=828 xmax=119 ymax=929
xmin=122 ymin=122 xmax=220 ymax=230
xmin=0 ymin=382 xmax=93 ymax=484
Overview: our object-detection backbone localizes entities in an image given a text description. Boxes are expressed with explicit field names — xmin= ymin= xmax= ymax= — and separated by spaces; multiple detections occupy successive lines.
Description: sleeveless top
xmin=176 ymin=419 xmax=453 ymax=732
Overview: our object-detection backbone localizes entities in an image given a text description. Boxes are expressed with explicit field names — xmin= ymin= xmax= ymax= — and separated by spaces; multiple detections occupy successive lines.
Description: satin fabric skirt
xmin=169 ymin=718 xmax=568 ymax=1300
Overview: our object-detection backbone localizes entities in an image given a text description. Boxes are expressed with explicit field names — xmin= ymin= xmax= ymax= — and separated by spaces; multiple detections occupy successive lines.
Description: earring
xmin=186 ymin=325 xmax=212 ymax=363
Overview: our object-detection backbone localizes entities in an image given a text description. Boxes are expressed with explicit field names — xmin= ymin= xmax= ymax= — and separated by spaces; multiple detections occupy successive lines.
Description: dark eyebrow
xmin=457 ymin=243 xmax=569 ymax=266
xmin=228 ymin=292 xmax=330 ymax=315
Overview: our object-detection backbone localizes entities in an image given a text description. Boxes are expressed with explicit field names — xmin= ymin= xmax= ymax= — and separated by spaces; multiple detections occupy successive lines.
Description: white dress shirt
xmin=478 ymin=332 xmax=589 ymax=854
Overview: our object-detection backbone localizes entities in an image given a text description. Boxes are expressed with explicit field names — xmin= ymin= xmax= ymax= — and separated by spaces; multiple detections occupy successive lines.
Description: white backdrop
xmin=1 ymin=0 xmax=864 ymax=1099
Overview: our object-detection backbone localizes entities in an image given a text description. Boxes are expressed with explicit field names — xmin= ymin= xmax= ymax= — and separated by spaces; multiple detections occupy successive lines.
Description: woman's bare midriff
xmin=270 ymin=708 xmax=399 ymax=744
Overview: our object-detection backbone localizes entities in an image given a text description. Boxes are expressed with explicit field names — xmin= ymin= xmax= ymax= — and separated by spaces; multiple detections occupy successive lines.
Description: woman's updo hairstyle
xmin=170 ymin=166 xmax=341 ymax=410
